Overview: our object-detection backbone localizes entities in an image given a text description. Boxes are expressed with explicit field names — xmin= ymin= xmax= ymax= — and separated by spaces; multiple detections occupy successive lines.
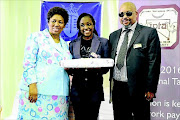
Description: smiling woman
xmin=17 ymin=7 xmax=72 ymax=119
xmin=69 ymin=13 xmax=110 ymax=120
xmin=79 ymin=15 xmax=94 ymax=40
xmin=48 ymin=14 xmax=65 ymax=37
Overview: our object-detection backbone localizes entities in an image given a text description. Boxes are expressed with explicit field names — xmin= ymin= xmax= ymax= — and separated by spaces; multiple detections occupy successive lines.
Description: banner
xmin=40 ymin=1 xmax=102 ymax=41
xmin=137 ymin=3 xmax=180 ymax=120
xmin=118 ymin=1 xmax=180 ymax=119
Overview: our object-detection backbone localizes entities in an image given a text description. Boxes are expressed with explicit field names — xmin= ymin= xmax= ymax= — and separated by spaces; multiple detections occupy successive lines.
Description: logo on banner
xmin=61 ymin=3 xmax=82 ymax=41
xmin=138 ymin=5 xmax=180 ymax=49
xmin=41 ymin=2 xmax=101 ymax=41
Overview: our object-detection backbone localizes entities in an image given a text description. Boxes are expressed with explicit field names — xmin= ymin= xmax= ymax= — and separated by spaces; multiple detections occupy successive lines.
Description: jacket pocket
xmin=133 ymin=44 xmax=147 ymax=58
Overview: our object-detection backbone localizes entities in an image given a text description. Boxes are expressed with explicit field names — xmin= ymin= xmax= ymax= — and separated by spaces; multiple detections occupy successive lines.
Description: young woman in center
xmin=69 ymin=13 xmax=109 ymax=120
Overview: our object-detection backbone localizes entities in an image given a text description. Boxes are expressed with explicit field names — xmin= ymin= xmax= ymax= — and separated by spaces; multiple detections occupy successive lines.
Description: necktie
xmin=116 ymin=28 xmax=131 ymax=70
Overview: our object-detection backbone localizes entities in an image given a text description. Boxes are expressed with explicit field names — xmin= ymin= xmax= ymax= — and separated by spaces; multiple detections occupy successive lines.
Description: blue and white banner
xmin=41 ymin=2 xmax=102 ymax=41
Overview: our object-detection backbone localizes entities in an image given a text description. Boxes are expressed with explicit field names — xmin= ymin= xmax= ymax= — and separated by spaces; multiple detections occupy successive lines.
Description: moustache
xmin=122 ymin=18 xmax=131 ymax=22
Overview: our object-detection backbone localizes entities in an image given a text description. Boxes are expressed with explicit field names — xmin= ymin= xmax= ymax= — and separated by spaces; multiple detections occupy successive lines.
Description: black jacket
xmin=69 ymin=34 xmax=110 ymax=102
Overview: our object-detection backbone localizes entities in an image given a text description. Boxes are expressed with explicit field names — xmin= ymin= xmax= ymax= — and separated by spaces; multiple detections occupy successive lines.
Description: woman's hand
xmin=28 ymin=83 xmax=38 ymax=103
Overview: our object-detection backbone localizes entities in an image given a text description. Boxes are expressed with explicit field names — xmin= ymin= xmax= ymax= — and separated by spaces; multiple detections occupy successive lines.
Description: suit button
xmin=85 ymin=78 xmax=88 ymax=81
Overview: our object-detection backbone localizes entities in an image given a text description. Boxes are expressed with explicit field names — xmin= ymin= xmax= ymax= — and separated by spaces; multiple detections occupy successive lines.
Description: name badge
xmin=133 ymin=43 xmax=142 ymax=49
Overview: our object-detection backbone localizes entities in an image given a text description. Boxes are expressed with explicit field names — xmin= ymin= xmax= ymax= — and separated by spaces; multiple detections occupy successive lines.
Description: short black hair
xmin=77 ymin=13 xmax=98 ymax=36
xmin=47 ymin=7 xmax=69 ymax=25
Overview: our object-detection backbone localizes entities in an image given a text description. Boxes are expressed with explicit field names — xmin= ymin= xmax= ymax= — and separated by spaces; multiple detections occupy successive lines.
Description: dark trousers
xmin=112 ymin=80 xmax=150 ymax=120
xmin=72 ymin=101 xmax=101 ymax=120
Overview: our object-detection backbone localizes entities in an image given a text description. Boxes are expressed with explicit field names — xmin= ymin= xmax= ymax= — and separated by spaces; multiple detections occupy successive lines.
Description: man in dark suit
xmin=109 ymin=2 xmax=161 ymax=120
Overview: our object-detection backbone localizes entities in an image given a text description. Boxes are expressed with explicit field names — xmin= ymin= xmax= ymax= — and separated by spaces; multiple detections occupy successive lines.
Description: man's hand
xmin=28 ymin=83 xmax=38 ymax=103
xmin=145 ymin=92 xmax=154 ymax=101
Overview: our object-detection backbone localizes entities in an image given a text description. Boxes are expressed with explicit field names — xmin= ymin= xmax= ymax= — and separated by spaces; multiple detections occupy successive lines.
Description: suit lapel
xmin=127 ymin=24 xmax=141 ymax=52
xmin=43 ymin=29 xmax=63 ymax=53
xmin=112 ymin=29 xmax=122 ymax=59
xmin=50 ymin=37 xmax=62 ymax=53
xmin=90 ymin=34 xmax=100 ymax=54
xmin=73 ymin=37 xmax=81 ymax=59
xmin=72 ymin=34 xmax=100 ymax=58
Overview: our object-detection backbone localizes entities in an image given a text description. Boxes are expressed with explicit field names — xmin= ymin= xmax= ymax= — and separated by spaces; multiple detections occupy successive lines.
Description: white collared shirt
xmin=113 ymin=21 xmax=137 ymax=82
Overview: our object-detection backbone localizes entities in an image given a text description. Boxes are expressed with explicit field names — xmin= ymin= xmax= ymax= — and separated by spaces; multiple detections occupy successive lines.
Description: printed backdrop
xmin=40 ymin=2 xmax=102 ymax=41
xmin=138 ymin=4 xmax=180 ymax=120
xmin=118 ymin=0 xmax=180 ymax=120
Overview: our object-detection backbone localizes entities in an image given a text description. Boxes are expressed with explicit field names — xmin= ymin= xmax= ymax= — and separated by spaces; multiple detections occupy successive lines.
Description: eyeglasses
xmin=119 ymin=11 xmax=133 ymax=17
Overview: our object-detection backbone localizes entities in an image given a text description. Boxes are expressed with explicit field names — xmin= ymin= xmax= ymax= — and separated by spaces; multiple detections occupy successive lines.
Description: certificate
xmin=59 ymin=58 xmax=114 ymax=68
